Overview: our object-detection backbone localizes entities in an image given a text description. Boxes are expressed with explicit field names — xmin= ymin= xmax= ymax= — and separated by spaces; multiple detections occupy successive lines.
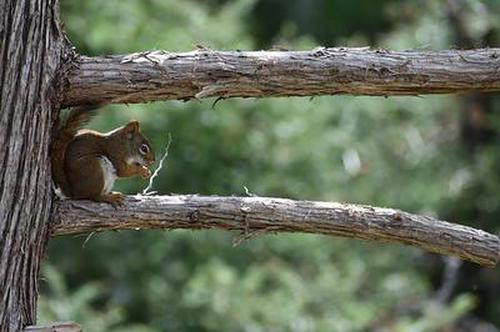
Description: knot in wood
xmin=188 ymin=210 xmax=200 ymax=223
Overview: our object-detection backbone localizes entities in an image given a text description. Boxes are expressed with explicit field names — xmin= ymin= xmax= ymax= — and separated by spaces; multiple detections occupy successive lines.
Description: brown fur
xmin=51 ymin=108 xmax=155 ymax=205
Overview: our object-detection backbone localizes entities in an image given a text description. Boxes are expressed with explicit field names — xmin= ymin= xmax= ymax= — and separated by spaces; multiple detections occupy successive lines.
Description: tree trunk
xmin=0 ymin=0 xmax=68 ymax=330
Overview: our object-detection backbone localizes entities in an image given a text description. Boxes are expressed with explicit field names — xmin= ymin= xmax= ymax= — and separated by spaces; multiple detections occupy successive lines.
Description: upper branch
xmin=52 ymin=195 xmax=500 ymax=267
xmin=63 ymin=47 xmax=500 ymax=106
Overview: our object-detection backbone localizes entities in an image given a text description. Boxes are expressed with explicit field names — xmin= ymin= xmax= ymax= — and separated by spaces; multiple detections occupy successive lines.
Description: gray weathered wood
xmin=24 ymin=322 xmax=81 ymax=332
xmin=53 ymin=195 xmax=500 ymax=267
xmin=63 ymin=48 xmax=500 ymax=106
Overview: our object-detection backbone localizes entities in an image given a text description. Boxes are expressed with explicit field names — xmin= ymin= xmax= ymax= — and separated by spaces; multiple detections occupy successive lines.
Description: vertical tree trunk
xmin=0 ymin=0 xmax=67 ymax=330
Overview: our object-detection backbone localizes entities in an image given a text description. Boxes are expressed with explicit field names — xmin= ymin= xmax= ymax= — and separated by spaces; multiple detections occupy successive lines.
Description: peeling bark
xmin=63 ymin=48 xmax=500 ymax=106
xmin=53 ymin=195 xmax=500 ymax=267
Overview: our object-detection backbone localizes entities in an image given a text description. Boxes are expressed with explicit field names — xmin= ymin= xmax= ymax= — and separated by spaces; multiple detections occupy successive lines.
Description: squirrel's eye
xmin=139 ymin=143 xmax=150 ymax=155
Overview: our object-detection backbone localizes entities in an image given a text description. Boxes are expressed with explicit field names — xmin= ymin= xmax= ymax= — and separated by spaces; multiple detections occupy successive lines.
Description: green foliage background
xmin=42 ymin=0 xmax=500 ymax=331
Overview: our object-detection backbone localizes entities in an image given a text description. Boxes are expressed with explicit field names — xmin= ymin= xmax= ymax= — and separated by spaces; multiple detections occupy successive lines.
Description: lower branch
xmin=24 ymin=322 xmax=81 ymax=332
xmin=52 ymin=195 xmax=500 ymax=267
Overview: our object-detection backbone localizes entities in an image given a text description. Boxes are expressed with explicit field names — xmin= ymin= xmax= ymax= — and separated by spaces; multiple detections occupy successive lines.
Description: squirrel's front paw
xmin=97 ymin=192 xmax=124 ymax=207
xmin=139 ymin=166 xmax=152 ymax=179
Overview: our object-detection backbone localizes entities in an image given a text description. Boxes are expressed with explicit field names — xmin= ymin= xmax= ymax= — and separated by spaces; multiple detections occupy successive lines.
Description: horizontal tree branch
xmin=52 ymin=195 xmax=500 ymax=267
xmin=62 ymin=47 xmax=500 ymax=106
xmin=24 ymin=322 xmax=81 ymax=332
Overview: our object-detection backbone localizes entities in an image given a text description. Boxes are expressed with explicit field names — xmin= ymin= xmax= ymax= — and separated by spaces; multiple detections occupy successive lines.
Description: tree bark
xmin=2 ymin=1 xmax=500 ymax=329
xmin=0 ymin=0 xmax=69 ymax=330
xmin=52 ymin=195 xmax=500 ymax=267
xmin=63 ymin=48 xmax=500 ymax=106
xmin=24 ymin=322 xmax=81 ymax=332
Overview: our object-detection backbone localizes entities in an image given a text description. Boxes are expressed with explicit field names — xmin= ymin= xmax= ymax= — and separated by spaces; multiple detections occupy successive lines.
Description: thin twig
xmin=243 ymin=185 xmax=256 ymax=197
xmin=434 ymin=256 xmax=462 ymax=304
xmin=82 ymin=231 xmax=96 ymax=248
xmin=142 ymin=133 xmax=172 ymax=195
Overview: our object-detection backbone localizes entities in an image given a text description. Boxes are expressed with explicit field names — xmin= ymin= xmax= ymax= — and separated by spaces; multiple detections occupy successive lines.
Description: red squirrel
xmin=51 ymin=107 xmax=155 ymax=205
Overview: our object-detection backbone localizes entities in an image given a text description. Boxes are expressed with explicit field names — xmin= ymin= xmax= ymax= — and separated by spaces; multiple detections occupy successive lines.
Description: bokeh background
xmin=42 ymin=1 xmax=500 ymax=331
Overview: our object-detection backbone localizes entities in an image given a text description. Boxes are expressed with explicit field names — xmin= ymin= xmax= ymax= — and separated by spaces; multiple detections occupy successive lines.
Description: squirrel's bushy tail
xmin=51 ymin=106 xmax=95 ymax=197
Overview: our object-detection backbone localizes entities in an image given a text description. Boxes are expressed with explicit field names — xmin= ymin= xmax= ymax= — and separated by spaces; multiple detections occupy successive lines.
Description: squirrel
xmin=51 ymin=106 xmax=155 ymax=205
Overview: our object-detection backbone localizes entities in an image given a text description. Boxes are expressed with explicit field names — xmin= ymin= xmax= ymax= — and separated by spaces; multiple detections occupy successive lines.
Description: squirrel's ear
xmin=124 ymin=120 xmax=140 ymax=133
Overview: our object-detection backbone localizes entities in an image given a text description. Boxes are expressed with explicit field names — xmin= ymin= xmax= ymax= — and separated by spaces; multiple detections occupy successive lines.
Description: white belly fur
xmin=99 ymin=156 xmax=117 ymax=194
